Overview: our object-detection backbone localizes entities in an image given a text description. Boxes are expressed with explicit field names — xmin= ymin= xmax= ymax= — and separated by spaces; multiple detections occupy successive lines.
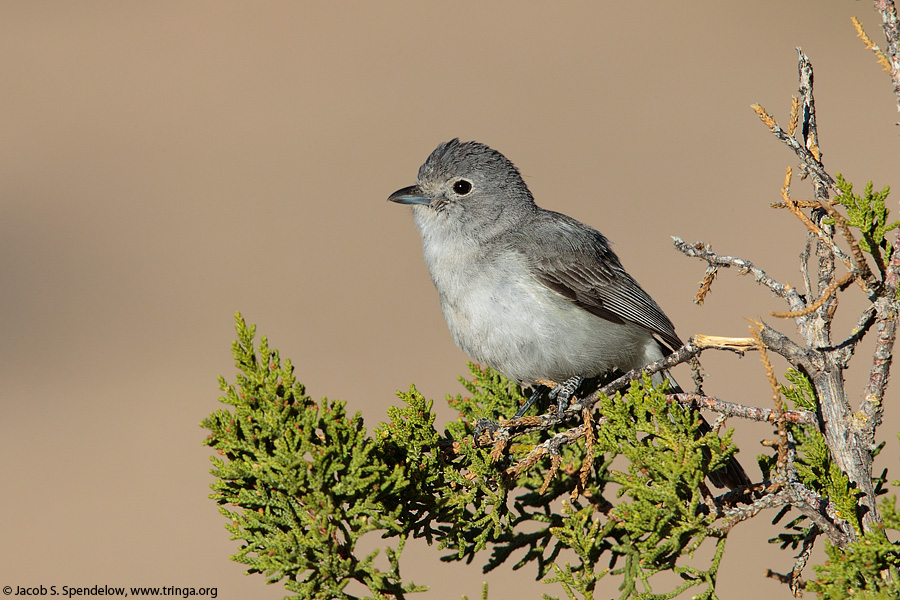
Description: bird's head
xmin=388 ymin=139 xmax=536 ymax=240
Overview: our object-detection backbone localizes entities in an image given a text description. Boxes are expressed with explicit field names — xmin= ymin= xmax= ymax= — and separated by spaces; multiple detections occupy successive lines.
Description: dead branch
xmin=668 ymin=393 xmax=816 ymax=425
xmin=672 ymin=237 xmax=806 ymax=313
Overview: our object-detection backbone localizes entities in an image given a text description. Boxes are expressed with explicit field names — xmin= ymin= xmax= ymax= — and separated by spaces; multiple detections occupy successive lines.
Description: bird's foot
xmin=548 ymin=375 xmax=584 ymax=418
xmin=511 ymin=384 xmax=549 ymax=419
xmin=473 ymin=418 xmax=500 ymax=447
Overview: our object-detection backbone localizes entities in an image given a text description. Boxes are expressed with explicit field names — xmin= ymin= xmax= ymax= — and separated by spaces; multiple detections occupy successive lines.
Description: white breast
xmin=418 ymin=218 xmax=659 ymax=385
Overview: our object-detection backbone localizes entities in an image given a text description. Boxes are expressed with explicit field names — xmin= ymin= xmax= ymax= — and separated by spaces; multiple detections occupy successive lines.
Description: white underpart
xmin=416 ymin=206 xmax=667 ymax=386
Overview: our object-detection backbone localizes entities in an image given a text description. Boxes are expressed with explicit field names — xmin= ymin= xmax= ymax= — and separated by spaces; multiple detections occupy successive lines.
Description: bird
xmin=388 ymin=138 xmax=750 ymax=489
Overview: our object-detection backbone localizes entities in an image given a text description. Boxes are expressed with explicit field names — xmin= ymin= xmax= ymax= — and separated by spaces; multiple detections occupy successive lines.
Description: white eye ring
xmin=452 ymin=179 xmax=473 ymax=195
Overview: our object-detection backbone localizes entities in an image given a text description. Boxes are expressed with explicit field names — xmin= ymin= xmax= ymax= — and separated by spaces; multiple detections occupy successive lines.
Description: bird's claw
xmin=473 ymin=418 xmax=500 ymax=447
xmin=548 ymin=375 xmax=584 ymax=418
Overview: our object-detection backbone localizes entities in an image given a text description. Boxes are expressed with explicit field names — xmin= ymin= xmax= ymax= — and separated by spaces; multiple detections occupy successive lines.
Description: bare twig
xmin=750 ymin=102 xmax=838 ymax=195
xmin=750 ymin=324 xmax=790 ymax=478
xmin=713 ymin=486 xmax=792 ymax=534
xmin=585 ymin=333 xmax=759 ymax=404
xmin=830 ymin=303 xmax=878 ymax=372
xmin=689 ymin=356 xmax=705 ymax=394
xmin=695 ymin=266 xmax=717 ymax=305
xmin=797 ymin=50 xmax=821 ymax=165
xmin=800 ymin=233 xmax=814 ymax=299
xmin=766 ymin=570 xmax=791 ymax=585
xmin=859 ymin=295 xmax=898 ymax=439
xmin=668 ymin=393 xmax=816 ymax=425
xmin=787 ymin=482 xmax=854 ymax=545
xmin=765 ymin=525 xmax=820 ymax=597
xmin=796 ymin=49 xmax=843 ymax=339
xmin=771 ymin=272 xmax=855 ymax=319
xmin=791 ymin=527 xmax=819 ymax=597
xmin=673 ymin=237 xmax=806 ymax=313
xmin=754 ymin=322 xmax=821 ymax=376
xmin=691 ymin=334 xmax=759 ymax=351
xmin=860 ymin=226 xmax=900 ymax=439
xmin=785 ymin=429 xmax=799 ymax=484
xmin=506 ymin=422 xmax=592 ymax=482
xmin=592 ymin=342 xmax=704 ymax=399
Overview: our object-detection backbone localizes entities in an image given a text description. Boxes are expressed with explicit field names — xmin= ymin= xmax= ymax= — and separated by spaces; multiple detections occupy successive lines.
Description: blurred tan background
xmin=2 ymin=2 xmax=898 ymax=598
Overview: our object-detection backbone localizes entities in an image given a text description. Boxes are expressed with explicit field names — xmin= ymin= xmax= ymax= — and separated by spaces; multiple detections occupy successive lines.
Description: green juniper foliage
xmin=828 ymin=175 xmax=897 ymax=269
xmin=805 ymin=493 xmax=900 ymax=599
xmin=204 ymin=316 xmax=746 ymax=600
xmin=202 ymin=316 xmax=423 ymax=600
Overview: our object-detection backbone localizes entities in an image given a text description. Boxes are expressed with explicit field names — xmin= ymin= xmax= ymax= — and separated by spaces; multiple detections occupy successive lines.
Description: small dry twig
xmin=853 ymin=15 xmax=893 ymax=72
xmin=673 ymin=237 xmax=806 ymax=313
xmin=539 ymin=454 xmax=562 ymax=495
xmin=788 ymin=95 xmax=801 ymax=137
xmin=695 ymin=266 xmax=717 ymax=305
xmin=750 ymin=102 xmax=837 ymax=194
xmin=771 ymin=272 xmax=855 ymax=319
xmin=749 ymin=323 xmax=790 ymax=478
xmin=579 ymin=407 xmax=594 ymax=492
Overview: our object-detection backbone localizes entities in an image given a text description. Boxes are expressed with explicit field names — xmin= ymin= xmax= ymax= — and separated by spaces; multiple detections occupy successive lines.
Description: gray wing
xmin=515 ymin=210 xmax=683 ymax=354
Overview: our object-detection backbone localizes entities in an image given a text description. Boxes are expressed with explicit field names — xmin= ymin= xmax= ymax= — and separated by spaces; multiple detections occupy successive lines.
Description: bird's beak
xmin=388 ymin=185 xmax=432 ymax=206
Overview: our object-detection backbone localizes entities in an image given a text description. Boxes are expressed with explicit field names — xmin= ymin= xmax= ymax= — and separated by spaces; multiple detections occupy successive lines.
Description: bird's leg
xmin=548 ymin=375 xmax=584 ymax=417
xmin=512 ymin=384 xmax=549 ymax=419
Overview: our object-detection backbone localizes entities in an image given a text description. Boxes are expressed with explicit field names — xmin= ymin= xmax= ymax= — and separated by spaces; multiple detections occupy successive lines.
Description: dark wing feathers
xmin=518 ymin=210 xmax=683 ymax=354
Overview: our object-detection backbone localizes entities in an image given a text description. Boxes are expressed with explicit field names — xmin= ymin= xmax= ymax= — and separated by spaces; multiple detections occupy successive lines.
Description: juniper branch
xmin=787 ymin=483 xmax=854 ymax=546
xmin=790 ymin=527 xmax=818 ymax=597
xmin=667 ymin=394 xmax=816 ymax=425
xmin=672 ymin=236 xmax=806 ymax=312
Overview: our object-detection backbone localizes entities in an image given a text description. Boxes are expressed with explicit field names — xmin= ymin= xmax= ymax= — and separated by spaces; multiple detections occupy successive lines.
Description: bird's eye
xmin=452 ymin=179 xmax=472 ymax=195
